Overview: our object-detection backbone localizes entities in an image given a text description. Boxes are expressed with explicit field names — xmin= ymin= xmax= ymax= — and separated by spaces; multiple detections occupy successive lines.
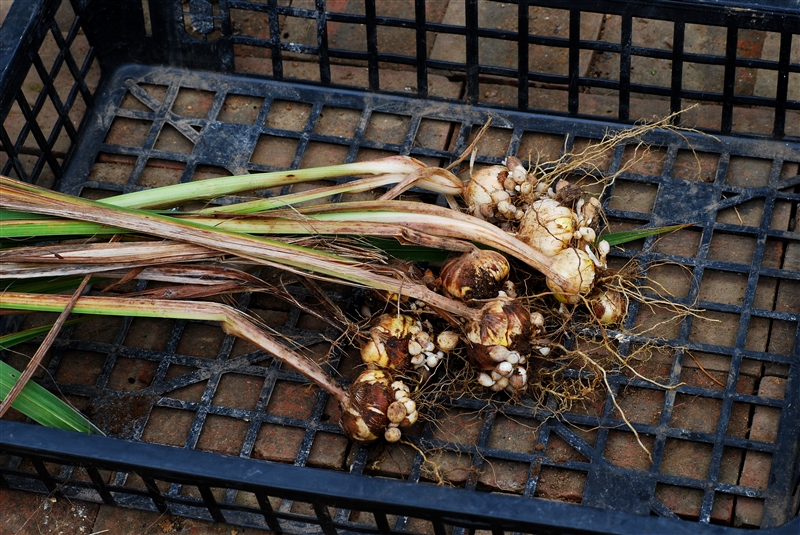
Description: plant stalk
xmin=0 ymin=292 xmax=350 ymax=405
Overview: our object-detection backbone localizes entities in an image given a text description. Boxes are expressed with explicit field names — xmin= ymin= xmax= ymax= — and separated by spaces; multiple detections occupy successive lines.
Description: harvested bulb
xmin=517 ymin=198 xmax=575 ymax=257
xmin=340 ymin=370 xmax=395 ymax=444
xmin=590 ymin=287 xmax=628 ymax=325
xmin=545 ymin=248 xmax=596 ymax=304
xmin=360 ymin=314 xmax=422 ymax=370
xmin=440 ymin=250 xmax=511 ymax=301
xmin=466 ymin=297 xmax=534 ymax=354
xmin=463 ymin=165 xmax=509 ymax=221
xmin=340 ymin=370 xmax=417 ymax=444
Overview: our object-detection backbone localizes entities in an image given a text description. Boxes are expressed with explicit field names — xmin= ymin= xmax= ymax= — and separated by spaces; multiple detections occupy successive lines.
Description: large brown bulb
xmin=340 ymin=370 xmax=394 ymax=444
xmin=360 ymin=313 xmax=419 ymax=370
xmin=466 ymin=297 xmax=533 ymax=369
xmin=440 ymin=250 xmax=510 ymax=301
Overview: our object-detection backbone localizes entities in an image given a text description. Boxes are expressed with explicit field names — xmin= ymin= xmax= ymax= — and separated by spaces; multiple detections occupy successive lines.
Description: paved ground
xmin=1 ymin=1 xmax=798 ymax=534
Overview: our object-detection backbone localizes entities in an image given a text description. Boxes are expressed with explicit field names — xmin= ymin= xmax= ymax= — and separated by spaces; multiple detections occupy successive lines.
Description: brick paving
xmin=1 ymin=1 xmax=798 ymax=534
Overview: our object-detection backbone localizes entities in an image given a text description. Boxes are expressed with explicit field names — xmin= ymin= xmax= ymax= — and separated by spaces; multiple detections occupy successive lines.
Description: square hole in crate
xmin=175 ymin=322 xmax=226 ymax=359
xmin=87 ymin=389 xmax=157 ymax=437
xmin=196 ymin=414 xmax=249 ymax=456
xmin=364 ymin=441 xmax=418 ymax=479
xmin=253 ymin=423 xmax=306 ymax=463
xmin=138 ymin=158 xmax=186 ymax=188
xmin=535 ymin=466 xmax=587 ymax=504
xmin=762 ymin=237 xmax=790 ymax=269
xmin=613 ymin=387 xmax=665 ymax=426
xmin=212 ymin=373 xmax=263 ymax=411
xmin=308 ymin=431 xmax=349 ymax=470
xmin=88 ymin=152 xmax=136 ymax=186
xmin=172 ymin=88 xmax=216 ymax=118
xmin=517 ymin=132 xmax=566 ymax=163
xmin=591 ymin=49 xmax=621 ymax=88
xmin=250 ymin=134 xmax=298 ymax=169
xmin=750 ymin=405 xmax=782 ymax=443
xmin=430 ymin=408 xmax=483 ymax=445
xmin=355 ymin=147 xmax=398 ymax=163
xmin=630 ymin=93 xmax=672 ymax=123
xmin=725 ymin=156 xmax=772 ymax=188
xmin=190 ymin=164 xmax=231 ymax=182
xmin=707 ymin=232 xmax=754 ymax=265
xmin=716 ymin=196 xmax=765 ymax=228
xmin=487 ymin=415 xmax=540 ymax=453
xmin=71 ymin=314 xmax=123 ymax=345
xmin=364 ymin=112 xmax=411 ymax=146
xmin=570 ymin=137 xmax=615 ymax=172
xmin=414 ymin=118 xmax=457 ymax=152
xmin=689 ymin=310 xmax=740 ymax=347
xmin=746 ymin=316 xmax=773 ymax=352
xmin=632 ymin=302 xmax=683 ymax=340
xmin=154 ymin=123 xmax=194 ymax=154
xmin=580 ymin=93 xmax=618 ymax=119
xmin=752 ymin=275 xmax=780 ymax=310
xmin=735 ymin=496 xmax=766 ymax=528
xmin=247 ymin=308 xmax=290 ymax=331
xmin=431 ymin=29 xmax=465 ymax=65
xmin=54 ymin=349 xmax=106 ymax=385
xmin=281 ymin=7 xmax=318 ymax=46
xmin=328 ymin=20 xmax=368 ymax=54
xmin=104 ymin=117 xmax=153 ymax=147
xmin=772 ymin=199 xmax=795 ymax=229
xmin=632 ymin=17 xmax=674 ymax=49
xmin=679 ymin=360 xmax=728 ymax=392
xmin=217 ymin=94 xmax=263 ymax=125
xmin=477 ymin=458 xmax=530 ymax=494
xmin=461 ymin=126 xmax=512 ymax=159
xmin=622 ymin=145 xmax=668 ymax=177
xmin=420 ymin=449 xmax=473 ymax=488
xmin=698 ymin=269 xmax=749 ymax=306
xmin=266 ymin=381 xmax=319 ymax=420
xmin=527 ymin=45 xmax=569 ymax=78
xmin=266 ymin=100 xmax=313 ymax=132
xmin=142 ymin=406 xmax=195 ymax=447
xmin=671 ymin=150 xmax=719 ymax=182
xmin=376 ymin=26 xmax=415 ymax=58
xmin=661 ymin=438 xmax=713 ymax=480
xmin=645 ymin=263 xmax=694 ymax=299
xmin=567 ymin=386 xmax=608 ymax=419
xmin=314 ymin=106 xmax=362 ymax=138
xmin=670 ymin=394 xmax=721 ymax=434
xmin=479 ymin=27 xmax=517 ymax=71
xmin=301 ymin=141 xmax=349 ymax=167
xmin=684 ymin=23 xmax=726 ymax=55
xmin=230 ymin=7 xmax=271 ymax=40
xmin=767 ymin=317 xmax=798 ymax=356
xmin=740 ymin=450 xmax=773 ymax=490
xmin=107 ymin=357 xmax=158 ymax=391
xmin=607 ymin=180 xmax=658 ymax=213
xmin=545 ymin=433 xmax=590 ymax=464
xmin=604 ymin=430 xmax=655 ymax=471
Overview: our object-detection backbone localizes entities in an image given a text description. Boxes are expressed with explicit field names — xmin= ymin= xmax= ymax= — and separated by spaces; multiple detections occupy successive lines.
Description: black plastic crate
xmin=1 ymin=1 xmax=799 ymax=533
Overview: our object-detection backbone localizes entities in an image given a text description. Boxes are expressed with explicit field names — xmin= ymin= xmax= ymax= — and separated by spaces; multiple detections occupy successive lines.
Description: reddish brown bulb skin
xmin=440 ymin=250 xmax=511 ymax=301
xmin=360 ymin=314 xmax=417 ymax=371
xmin=340 ymin=370 xmax=394 ymax=444
xmin=466 ymin=298 xmax=533 ymax=369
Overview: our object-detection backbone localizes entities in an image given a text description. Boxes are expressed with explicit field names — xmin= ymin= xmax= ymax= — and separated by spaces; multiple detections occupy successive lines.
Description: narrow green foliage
xmin=0 ymin=323 xmax=104 ymax=435
xmin=599 ymin=224 xmax=693 ymax=247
